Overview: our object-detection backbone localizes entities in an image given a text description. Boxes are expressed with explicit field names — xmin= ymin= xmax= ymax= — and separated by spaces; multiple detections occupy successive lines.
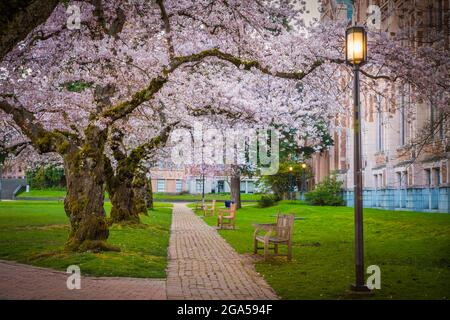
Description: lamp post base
xmin=350 ymin=284 xmax=372 ymax=294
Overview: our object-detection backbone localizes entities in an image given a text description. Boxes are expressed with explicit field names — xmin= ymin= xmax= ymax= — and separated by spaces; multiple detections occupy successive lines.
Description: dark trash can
xmin=224 ymin=200 xmax=235 ymax=208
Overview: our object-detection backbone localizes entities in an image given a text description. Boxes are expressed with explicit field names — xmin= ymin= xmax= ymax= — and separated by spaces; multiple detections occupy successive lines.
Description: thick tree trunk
xmin=107 ymin=168 xmax=150 ymax=221
xmin=63 ymin=126 xmax=117 ymax=252
xmin=110 ymin=177 xmax=140 ymax=223
xmin=105 ymin=123 xmax=175 ymax=221
xmin=230 ymin=174 xmax=241 ymax=209
xmin=132 ymin=169 xmax=148 ymax=216
xmin=106 ymin=163 xmax=140 ymax=224
xmin=104 ymin=128 xmax=142 ymax=224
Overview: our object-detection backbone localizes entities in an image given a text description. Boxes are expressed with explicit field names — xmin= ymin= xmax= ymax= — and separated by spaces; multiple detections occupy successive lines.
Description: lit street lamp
xmin=345 ymin=25 xmax=370 ymax=292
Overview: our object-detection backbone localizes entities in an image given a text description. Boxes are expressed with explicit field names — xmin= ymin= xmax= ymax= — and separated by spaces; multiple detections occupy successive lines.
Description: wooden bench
xmin=253 ymin=213 xmax=295 ymax=261
xmin=217 ymin=203 xmax=236 ymax=229
xmin=203 ymin=200 xmax=216 ymax=217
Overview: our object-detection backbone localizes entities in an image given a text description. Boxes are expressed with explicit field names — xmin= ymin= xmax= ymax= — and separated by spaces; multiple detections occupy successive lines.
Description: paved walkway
xmin=0 ymin=260 xmax=166 ymax=300
xmin=166 ymin=203 xmax=278 ymax=300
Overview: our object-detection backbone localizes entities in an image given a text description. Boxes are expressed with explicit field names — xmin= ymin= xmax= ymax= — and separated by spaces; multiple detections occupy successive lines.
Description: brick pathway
xmin=166 ymin=203 xmax=278 ymax=300
xmin=0 ymin=260 xmax=166 ymax=300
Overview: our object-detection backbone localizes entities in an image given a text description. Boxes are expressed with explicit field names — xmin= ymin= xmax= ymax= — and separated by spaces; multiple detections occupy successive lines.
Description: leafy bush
xmin=257 ymin=194 xmax=280 ymax=208
xmin=305 ymin=176 xmax=345 ymax=206
xmin=26 ymin=165 xmax=66 ymax=189
xmin=259 ymin=162 xmax=312 ymax=200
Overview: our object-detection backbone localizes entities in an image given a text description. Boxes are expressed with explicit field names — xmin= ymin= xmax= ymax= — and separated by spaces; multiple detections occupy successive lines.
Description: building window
xmin=376 ymin=95 xmax=384 ymax=152
xmin=240 ymin=181 xmax=246 ymax=193
xmin=402 ymin=171 xmax=408 ymax=188
xmin=175 ymin=180 xmax=182 ymax=193
xmin=397 ymin=171 xmax=408 ymax=188
xmin=375 ymin=174 xmax=383 ymax=189
xmin=247 ymin=181 xmax=255 ymax=193
xmin=157 ymin=179 xmax=165 ymax=192
xmin=425 ymin=169 xmax=431 ymax=187
xmin=400 ymin=94 xmax=407 ymax=145
xmin=217 ymin=180 xmax=225 ymax=193
xmin=196 ymin=179 xmax=204 ymax=193
xmin=430 ymin=102 xmax=435 ymax=137
xmin=430 ymin=100 xmax=444 ymax=140
xmin=433 ymin=168 xmax=441 ymax=187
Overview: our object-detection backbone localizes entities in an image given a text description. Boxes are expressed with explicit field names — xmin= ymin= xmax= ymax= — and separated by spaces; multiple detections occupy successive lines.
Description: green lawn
xmin=0 ymin=201 xmax=173 ymax=278
xmin=193 ymin=201 xmax=450 ymax=299
xmin=17 ymin=189 xmax=263 ymax=201
xmin=17 ymin=189 xmax=67 ymax=198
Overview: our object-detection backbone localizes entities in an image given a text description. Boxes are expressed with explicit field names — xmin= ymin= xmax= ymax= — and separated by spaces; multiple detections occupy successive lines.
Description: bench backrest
xmin=276 ymin=213 xmax=295 ymax=240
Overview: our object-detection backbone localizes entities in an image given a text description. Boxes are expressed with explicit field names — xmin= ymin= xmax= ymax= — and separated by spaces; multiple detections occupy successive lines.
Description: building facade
xmin=314 ymin=0 xmax=450 ymax=212
xmin=149 ymin=162 xmax=258 ymax=194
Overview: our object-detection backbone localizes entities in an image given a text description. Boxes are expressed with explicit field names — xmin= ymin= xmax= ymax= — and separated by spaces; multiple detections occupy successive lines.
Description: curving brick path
xmin=166 ymin=203 xmax=278 ymax=300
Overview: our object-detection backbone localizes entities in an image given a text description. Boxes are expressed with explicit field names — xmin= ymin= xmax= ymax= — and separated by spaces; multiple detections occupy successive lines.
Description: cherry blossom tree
xmin=0 ymin=0 xmax=448 ymax=251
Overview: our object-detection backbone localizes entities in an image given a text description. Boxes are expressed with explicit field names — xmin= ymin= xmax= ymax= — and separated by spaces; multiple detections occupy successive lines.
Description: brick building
xmin=313 ymin=0 xmax=449 ymax=212
xmin=149 ymin=162 xmax=258 ymax=194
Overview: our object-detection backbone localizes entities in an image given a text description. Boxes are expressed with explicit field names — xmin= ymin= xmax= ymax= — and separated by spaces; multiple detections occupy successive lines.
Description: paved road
xmin=166 ymin=203 xmax=278 ymax=300
xmin=0 ymin=260 xmax=166 ymax=300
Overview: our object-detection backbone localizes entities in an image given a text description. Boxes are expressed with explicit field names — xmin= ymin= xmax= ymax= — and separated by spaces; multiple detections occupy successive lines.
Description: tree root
xmin=65 ymin=240 xmax=120 ymax=253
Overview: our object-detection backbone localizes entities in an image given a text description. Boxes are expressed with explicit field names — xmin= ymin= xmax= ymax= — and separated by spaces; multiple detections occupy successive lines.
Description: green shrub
xmin=257 ymin=194 xmax=279 ymax=208
xmin=26 ymin=165 xmax=65 ymax=189
xmin=305 ymin=176 xmax=345 ymax=206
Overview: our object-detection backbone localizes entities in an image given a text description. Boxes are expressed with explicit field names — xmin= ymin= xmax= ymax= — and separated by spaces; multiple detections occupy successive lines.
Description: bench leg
xmin=254 ymin=238 xmax=258 ymax=254
xmin=264 ymin=240 xmax=269 ymax=261
xmin=287 ymin=241 xmax=292 ymax=261
xmin=274 ymin=244 xmax=278 ymax=254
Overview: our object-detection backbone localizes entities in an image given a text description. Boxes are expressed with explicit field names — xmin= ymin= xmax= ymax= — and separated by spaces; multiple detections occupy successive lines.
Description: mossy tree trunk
xmin=0 ymin=100 xmax=116 ymax=252
xmin=105 ymin=158 xmax=140 ymax=224
xmin=106 ymin=124 xmax=175 ymax=222
xmin=109 ymin=177 xmax=139 ymax=223
xmin=63 ymin=126 xmax=116 ymax=252
xmin=132 ymin=167 xmax=148 ymax=216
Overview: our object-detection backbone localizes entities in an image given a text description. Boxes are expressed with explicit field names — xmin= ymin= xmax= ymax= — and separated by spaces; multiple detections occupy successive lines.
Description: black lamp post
xmin=301 ymin=163 xmax=307 ymax=196
xmin=345 ymin=25 xmax=370 ymax=292
xmin=288 ymin=166 xmax=293 ymax=200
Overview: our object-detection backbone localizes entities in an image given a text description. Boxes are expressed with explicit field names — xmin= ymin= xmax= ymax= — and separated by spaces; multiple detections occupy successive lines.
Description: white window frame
xmin=157 ymin=179 xmax=165 ymax=192
xmin=175 ymin=179 xmax=182 ymax=193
